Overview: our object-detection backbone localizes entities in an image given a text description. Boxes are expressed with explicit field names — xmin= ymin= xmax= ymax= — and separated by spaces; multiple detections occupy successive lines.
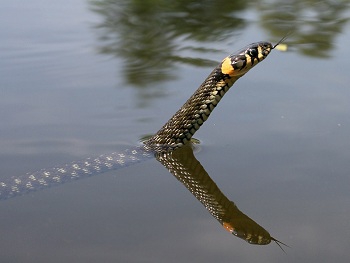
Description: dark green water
xmin=1 ymin=0 xmax=350 ymax=262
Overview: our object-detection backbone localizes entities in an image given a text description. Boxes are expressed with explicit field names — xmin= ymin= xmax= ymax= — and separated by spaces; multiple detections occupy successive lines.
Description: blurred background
xmin=0 ymin=0 xmax=350 ymax=262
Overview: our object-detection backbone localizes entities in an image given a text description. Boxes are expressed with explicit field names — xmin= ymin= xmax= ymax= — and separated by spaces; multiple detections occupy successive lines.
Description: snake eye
xmin=232 ymin=59 xmax=244 ymax=69
xmin=248 ymin=48 xmax=258 ymax=58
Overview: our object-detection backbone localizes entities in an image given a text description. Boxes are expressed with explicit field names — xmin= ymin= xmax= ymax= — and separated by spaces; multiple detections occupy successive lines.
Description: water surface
xmin=1 ymin=0 xmax=350 ymax=262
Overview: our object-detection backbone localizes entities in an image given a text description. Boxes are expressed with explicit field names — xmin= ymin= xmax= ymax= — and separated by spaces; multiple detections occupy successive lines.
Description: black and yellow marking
xmin=146 ymin=41 xmax=275 ymax=151
xmin=221 ymin=56 xmax=236 ymax=76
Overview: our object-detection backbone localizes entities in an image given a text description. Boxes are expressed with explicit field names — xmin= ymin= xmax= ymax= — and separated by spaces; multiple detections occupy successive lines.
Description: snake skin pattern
xmin=1 ymin=42 xmax=275 ymax=200
xmin=145 ymin=42 xmax=273 ymax=149
xmin=0 ymin=146 xmax=153 ymax=200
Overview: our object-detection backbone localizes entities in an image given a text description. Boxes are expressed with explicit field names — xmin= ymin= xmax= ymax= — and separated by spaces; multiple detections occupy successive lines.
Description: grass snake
xmin=0 ymin=40 xmax=287 ymax=248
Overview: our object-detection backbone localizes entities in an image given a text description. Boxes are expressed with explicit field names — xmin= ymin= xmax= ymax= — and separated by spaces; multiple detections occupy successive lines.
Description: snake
xmin=1 ymin=40 xmax=288 ymax=249
xmin=157 ymin=145 xmax=287 ymax=249
xmin=0 ymin=41 xmax=277 ymax=200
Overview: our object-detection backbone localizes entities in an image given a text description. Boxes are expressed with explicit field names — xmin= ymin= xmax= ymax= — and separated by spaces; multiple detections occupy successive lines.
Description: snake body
xmin=0 ymin=41 xmax=274 ymax=200
xmin=0 ymin=147 xmax=154 ymax=200
xmin=145 ymin=41 xmax=274 ymax=149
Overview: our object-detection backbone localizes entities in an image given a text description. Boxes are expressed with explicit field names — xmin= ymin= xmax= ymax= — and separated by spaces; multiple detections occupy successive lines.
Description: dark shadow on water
xmin=157 ymin=144 xmax=287 ymax=249
xmin=89 ymin=0 xmax=247 ymax=86
xmin=255 ymin=0 xmax=350 ymax=58
xmin=89 ymin=0 xmax=350 ymax=89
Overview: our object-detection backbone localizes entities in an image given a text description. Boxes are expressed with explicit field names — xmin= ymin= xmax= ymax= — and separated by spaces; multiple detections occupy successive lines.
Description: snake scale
xmin=0 ymin=41 xmax=276 ymax=200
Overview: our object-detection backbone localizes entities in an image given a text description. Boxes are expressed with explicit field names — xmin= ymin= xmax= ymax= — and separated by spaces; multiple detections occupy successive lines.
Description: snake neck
xmin=145 ymin=63 xmax=243 ymax=151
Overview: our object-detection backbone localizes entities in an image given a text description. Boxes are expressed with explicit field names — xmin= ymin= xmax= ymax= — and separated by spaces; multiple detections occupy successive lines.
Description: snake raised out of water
xmin=145 ymin=41 xmax=275 ymax=150
xmin=0 ymin=41 xmax=276 ymax=200
xmin=1 ymin=40 xmax=288 ymax=248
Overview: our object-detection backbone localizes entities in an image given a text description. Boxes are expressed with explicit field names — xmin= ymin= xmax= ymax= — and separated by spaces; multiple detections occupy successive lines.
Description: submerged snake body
xmin=0 ymin=147 xmax=153 ymax=200
xmin=0 ymin=42 xmax=274 ymax=200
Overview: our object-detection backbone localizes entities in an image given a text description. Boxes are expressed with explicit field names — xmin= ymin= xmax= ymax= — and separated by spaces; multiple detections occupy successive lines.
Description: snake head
xmin=221 ymin=42 xmax=273 ymax=77
xmin=245 ymin=41 xmax=274 ymax=62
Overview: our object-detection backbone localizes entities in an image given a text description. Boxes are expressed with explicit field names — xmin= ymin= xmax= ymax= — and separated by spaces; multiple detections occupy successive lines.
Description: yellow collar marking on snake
xmin=221 ymin=56 xmax=236 ymax=76
xmin=145 ymin=40 xmax=286 ymax=151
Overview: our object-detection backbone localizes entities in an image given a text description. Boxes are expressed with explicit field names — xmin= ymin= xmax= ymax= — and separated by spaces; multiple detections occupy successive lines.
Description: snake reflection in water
xmin=0 ymin=40 xmax=287 ymax=249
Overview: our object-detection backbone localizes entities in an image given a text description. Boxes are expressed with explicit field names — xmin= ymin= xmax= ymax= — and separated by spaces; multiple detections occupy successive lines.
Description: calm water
xmin=1 ymin=0 xmax=350 ymax=262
